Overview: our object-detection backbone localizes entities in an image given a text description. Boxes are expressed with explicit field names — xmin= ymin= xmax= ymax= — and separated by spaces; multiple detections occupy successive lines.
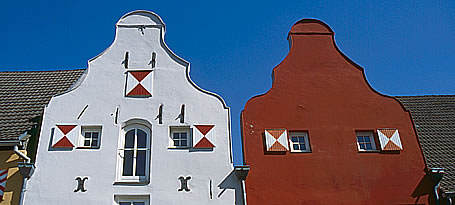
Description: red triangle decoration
xmin=56 ymin=125 xmax=76 ymax=135
xmin=384 ymin=141 xmax=401 ymax=151
xmin=127 ymin=84 xmax=151 ymax=96
xmin=268 ymin=141 xmax=287 ymax=151
xmin=130 ymin=71 xmax=151 ymax=82
xmin=52 ymin=136 xmax=74 ymax=148
xmin=194 ymin=137 xmax=215 ymax=148
xmin=195 ymin=125 xmax=215 ymax=136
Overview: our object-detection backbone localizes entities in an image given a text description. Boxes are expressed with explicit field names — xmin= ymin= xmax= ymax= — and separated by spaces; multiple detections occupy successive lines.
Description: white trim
xmin=78 ymin=125 xmax=102 ymax=149
xmin=289 ymin=131 xmax=311 ymax=153
xmin=356 ymin=131 xmax=377 ymax=152
xmin=115 ymin=123 xmax=151 ymax=183
xmin=168 ymin=126 xmax=191 ymax=149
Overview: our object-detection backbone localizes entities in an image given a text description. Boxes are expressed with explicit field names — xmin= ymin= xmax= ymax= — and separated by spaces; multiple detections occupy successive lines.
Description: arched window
xmin=117 ymin=123 xmax=150 ymax=183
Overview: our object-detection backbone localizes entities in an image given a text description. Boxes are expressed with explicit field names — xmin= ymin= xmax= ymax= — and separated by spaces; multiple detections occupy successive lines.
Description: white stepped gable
xmin=24 ymin=10 xmax=239 ymax=205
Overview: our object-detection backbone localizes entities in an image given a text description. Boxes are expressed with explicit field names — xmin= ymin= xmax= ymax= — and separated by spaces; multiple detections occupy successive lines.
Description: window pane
xmin=85 ymin=132 xmax=91 ymax=139
xmin=122 ymin=150 xmax=134 ymax=176
xmin=359 ymin=143 xmax=365 ymax=149
xmin=293 ymin=144 xmax=299 ymax=150
xmin=364 ymin=137 xmax=370 ymax=142
xmin=92 ymin=132 xmax=99 ymax=139
xmin=133 ymin=202 xmax=145 ymax=205
xmin=91 ymin=139 xmax=98 ymax=147
xmin=300 ymin=144 xmax=306 ymax=150
xmin=84 ymin=140 xmax=91 ymax=146
xmin=298 ymin=137 xmax=305 ymax=143
xmin=136 ymin=150 xmax=146 ymax=176
xmin=366 ymin=143 xmax=372 ymax=150
xmin=291 ymin=137 xmax=298 ymax=142
xmin=357 ymin=136 xmax=363 ymax=142
xmin=181 ymin=132 xmax=187 ymax=139
xmin=181 ymin=139 xmax=187 ymax=147
xmin=174 ymin=140 xmax=180 ymax=146
xmin=119 ymin=202 xmax=130 ymax=205
xmin=173 ymin=133 xmax=180 ymax=140
xmin=125 ymin=130 xmax=135 ymax=148
xmin=137 ymin=129 xmax=147 ymax=148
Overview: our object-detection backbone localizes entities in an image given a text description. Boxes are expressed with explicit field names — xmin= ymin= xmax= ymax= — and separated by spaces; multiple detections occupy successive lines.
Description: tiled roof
xmin=0 ymin=69 xmax=85 ymax=141
xmin=396 ymin=95 xmax=455 ymax=193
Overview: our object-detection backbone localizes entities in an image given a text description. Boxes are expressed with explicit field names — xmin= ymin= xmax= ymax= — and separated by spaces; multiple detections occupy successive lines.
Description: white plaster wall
xmin=24 ymin=11 xmax=241 ymax=205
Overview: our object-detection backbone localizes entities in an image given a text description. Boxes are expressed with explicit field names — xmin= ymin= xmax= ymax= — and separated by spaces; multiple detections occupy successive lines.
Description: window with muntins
xmin=115 ymin=195 xmax=149 ymax=205
xmin=119 ymin=201 xmax=145 ymax=205
xmin=79 ymin=126 xmax=102 ymax=149
xmin=117 ymin=124 xmax=150 ymax=182
xmin=169 ymin=126 xmax=190 ymax=148
xmin=356 ymin=131 xmax=377 ymax=151
xmin=173 ymin=132 xmax=188 ymax=147
xmin=289 ymin=131 xmax=311 ymax=152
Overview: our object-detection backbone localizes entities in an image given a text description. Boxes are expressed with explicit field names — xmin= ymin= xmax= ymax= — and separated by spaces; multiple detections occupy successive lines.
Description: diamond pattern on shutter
xmin=52 ymin=125 xmax=76 ymax=148
xmin=193 ymin=125 xmax=215 ymax=148
xmin=265 ymin=129 xmax=289 ymax=151
xmin=125 ymin=71 xmax=152 ymax=97
xmin=377 ymin=128 xmax=402 ymax=151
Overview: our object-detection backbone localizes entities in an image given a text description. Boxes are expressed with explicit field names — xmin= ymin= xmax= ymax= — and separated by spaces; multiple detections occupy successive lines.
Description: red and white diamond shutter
xmin=265 ymin=129 xmax=289 ymax=151
xmin=52 ymin=125 xmax=77 ymax=148
xmin=193 ymin=125 xmax=215 ymax=148
xmin=126 ymin=71 xmax=153 ymax=97
xmin=377 ymin=128 xmax=403 ymax=151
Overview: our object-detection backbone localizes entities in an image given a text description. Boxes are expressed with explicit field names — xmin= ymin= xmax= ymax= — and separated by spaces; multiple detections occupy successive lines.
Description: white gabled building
xmin=24 ymin=11 xmax=245 ymax=205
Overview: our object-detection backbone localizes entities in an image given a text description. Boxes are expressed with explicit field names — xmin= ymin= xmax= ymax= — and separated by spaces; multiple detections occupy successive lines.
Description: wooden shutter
xmin=265 ymin=129 xmax=289 ymax=151
xmin=52 ymin=124 xmax=77 ymax=148
xmin=125 ymin=71 xmax=153 ymax=97
xmin=193 ymin=125 xmax=215 ymax=148
xmin=377 ymin=128 xmax=402 ymax=151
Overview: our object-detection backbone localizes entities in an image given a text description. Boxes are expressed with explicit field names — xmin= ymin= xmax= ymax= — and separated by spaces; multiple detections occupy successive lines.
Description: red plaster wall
xmin=241 ymin=19 xmax=432 ymax=205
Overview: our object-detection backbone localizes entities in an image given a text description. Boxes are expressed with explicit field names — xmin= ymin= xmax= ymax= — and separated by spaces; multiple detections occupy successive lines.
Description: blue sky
xmin=1 ymin=0 xmax=454 ymax=165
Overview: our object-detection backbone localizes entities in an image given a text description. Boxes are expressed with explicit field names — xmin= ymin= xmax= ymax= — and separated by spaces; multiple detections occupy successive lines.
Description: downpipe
xmin=14 ymin=145 xmax=35 ymax=205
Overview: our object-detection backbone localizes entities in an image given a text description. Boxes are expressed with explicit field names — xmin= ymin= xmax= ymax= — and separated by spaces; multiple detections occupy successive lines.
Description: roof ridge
xmin=395 ymin=95 xmax=455 ymax=97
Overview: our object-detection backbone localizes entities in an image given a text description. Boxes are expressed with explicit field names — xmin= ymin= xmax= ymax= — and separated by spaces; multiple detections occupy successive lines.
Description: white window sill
xmin=167 ymin=146 xmax=190 ymax=149
xmin=290 ymin=150 xmax=312 ymax=153
xmin=113 ymin=180 xmax=149 ymax=185
xmin=76 ymin=146 xmax=100 ymax=150
xmin=357 ymin=150 xmax=379 ymax=153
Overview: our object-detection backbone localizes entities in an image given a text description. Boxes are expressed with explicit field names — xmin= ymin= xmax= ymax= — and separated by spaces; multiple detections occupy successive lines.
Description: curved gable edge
xmin=244 ymin=21 xmax=411 ymax=115
xmin=330 ymin=35 xmax=411 ymax=113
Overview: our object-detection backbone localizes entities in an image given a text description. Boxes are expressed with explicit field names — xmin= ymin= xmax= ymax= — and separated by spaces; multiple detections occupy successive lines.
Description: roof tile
xmin=0 ymin=69 xmax=85 ymax=141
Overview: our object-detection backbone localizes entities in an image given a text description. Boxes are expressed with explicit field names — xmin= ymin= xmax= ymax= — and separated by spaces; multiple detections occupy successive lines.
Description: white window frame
xmin=289 ymin=131 xmax=311 ymax=152
xmin=168 ymin=126 xmax=190 ymax=149
xmin=114 ymin=195 xmax=149 ymax=205
xmin=78 ymin=126 xmax=102 ymax=149
xmin=116 ymin=124 xmax=151 ymax=183
xmin=356 ymin=131 xmax=377 ymax=152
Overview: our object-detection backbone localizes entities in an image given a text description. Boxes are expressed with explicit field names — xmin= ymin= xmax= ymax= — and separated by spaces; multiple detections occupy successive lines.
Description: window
xmin=119 ymin=201 xmax=146 ymax=205
xmin=169 ymin=126 xmax=190 ymax=148
xmin=79 ymin=126 xmax=102 ymax=148
xmin=289 ymin=131 xmax=311 ymax=152
xmin=356 ymin=131 xmax=377 ymax=151
xmin=117 ymin=124 xmax=150 ymax=182
xmin=115 ymin=195 xmax=149 ymax=205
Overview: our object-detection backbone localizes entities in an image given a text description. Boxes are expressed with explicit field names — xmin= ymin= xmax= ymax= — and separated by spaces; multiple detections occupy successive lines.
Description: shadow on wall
xmin=218 ymin=170 xmax=244 ymax=205
xmin=0 ymin=151 xmax=23 ymax=205
xmin=411 ymin=170 xmax=439 ymax=205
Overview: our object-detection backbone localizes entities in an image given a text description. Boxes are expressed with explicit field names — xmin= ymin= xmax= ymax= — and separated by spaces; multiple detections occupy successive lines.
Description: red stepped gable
xmin=241 ymin=19 xmax=431 ymax=204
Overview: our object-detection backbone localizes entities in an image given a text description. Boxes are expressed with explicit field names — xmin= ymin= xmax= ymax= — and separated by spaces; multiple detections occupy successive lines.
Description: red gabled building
xmin=241 ymin=19 xmax=436 ymax=204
